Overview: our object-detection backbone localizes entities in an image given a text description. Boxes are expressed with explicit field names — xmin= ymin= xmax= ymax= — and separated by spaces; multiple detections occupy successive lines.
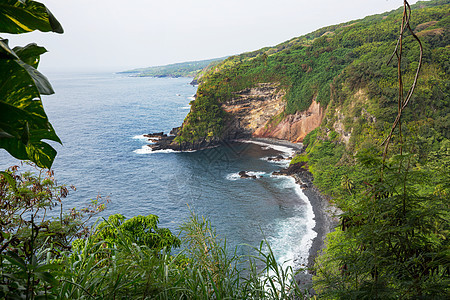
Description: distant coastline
xmin=118 ymin=57 xmax=226 ymax=78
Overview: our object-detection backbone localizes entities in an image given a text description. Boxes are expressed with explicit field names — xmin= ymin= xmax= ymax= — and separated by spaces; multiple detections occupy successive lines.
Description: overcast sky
xmin=4 ymin=0 xmax=424 ymax=72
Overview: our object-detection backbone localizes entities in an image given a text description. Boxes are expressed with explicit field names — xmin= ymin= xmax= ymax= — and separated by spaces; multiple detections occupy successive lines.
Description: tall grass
xmin=51 ymin=213 xmax=313 ymax=299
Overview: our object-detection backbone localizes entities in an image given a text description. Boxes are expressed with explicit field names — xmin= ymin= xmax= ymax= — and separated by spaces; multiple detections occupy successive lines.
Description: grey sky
xmin=5 ymin=0 xmax=423 ymax=72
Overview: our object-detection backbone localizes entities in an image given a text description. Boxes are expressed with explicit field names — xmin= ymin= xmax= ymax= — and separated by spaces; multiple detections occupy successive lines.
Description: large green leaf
xmin=0 ymin=43 xmax=60 ymax=168
xmin=25 ymin=141 xmax=57 ymax=169
xmin=18 ymin=60 xmax=54 ymax=95
xmin=0 ymin=102 xmax=60 ymax=142
xmin=0 ymin=0 xmax=63 ymax=34
xmin=2 ymin=40 xmax=54 ymax=95
xmin=0 ymin=128 xmax=58 ymax=168
xmin=0 ymin=39 xmax=18 ymax=59
xmin=0 ymin=1 xmax=62 ymax=168
xmin=13 ymin=43 xmax=46 ymax=68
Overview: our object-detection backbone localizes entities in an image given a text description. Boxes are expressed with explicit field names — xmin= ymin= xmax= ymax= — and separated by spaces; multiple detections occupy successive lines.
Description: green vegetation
xmin=289 ymin=153 xmax=307 ymax=166
xmin=120 ymin=57 xmax=226 ymax=78
xmin=297 ymin=1 xmax=450 ymax=297
xmin=0 ymin=0 xmax=63 ymax=168
xmin=176 ymin=0 xmax=449 ymax=146
xmin=0 ymin=164 xmax=107 ymax=298
xmin=312 ymin=149 xmax=449 ymax=298
xmin=176 ymin=0 xmax=449 ymax=297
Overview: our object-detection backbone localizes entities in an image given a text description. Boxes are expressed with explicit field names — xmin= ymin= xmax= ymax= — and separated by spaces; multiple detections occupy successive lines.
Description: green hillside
xmin=120 ymin=57 xmax=225 ymax=78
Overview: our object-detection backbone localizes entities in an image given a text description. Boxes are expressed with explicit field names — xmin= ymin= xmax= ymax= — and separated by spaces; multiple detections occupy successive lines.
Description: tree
xmin=0 ymin=0 xmax=63 ymax=169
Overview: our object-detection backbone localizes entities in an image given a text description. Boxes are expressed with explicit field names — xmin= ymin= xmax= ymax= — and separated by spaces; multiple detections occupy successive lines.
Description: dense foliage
xmin=0 ymin=164 xmax=107 ymax=298
xmin=1 ymin=0 xmax=448 ymax=299
xmin=292 ymin=1 xmax=450 ymax=297
xmin=310 ymin=146 xmax=449 ymax=298
xmin=175 ymin=0 xmax=450 ymax=297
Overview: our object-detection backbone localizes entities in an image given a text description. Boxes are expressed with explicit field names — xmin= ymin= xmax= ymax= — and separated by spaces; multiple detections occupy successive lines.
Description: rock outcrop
xmin=221 ymin=83 xmax=286 ymax=140
xmin=272 ymin=161 xmax=308 ymax=176
xmin=150 ymin=83 xmax=324 ymax=151
xmin=253 ymin=99 xmax=324 ymax=143
xmin=238 ymin=171 xmax=257 ymax=179
xmin=220 ymin=82 xmax=323 ymax=143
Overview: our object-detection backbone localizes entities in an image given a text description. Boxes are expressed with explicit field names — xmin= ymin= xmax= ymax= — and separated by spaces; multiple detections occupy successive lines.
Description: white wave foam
xmin=133 ymin=145 xmax=196 ymax=154
xmin=247 ymin=171 xmax=266 ymax=177
xmin=132 ymin=134 xmax=149 ymax=140
xmin=237 ymin=140 xmax=297 ymax=157
xmin=294 ymin=182 xmax=317 ymax=268
xmin=180 ymin=106 xmax=191 ymax=110
xmin=225 ymin=171 xmax=266 ymax=180
xmin=225 ymin=173 xmax=241 ymax=181
xmin=260 ymin=157 xmax=290 ymax=168
xmin=132 ymin=135 xmax=159 ymax=142
xmin=265 ymin=177 xmax=316 ymax=275
xmin=273 ymin=176 xmax=297 ymax=189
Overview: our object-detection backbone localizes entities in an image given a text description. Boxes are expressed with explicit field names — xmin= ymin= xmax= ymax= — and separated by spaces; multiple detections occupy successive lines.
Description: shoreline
xmin=243 ymin=137 xmax=338 ymax=287
xmin=293 ymin=173 xmax=339 ymax=271
xmin=148 ymin=133 xmax=337 ymax=285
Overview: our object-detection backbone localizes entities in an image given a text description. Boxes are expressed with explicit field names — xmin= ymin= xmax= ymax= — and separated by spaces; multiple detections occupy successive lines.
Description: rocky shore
xmin=143 ymin=128 xmax=222 ymax=152
xmin=240 ymin=138 xmax=338 ymax=279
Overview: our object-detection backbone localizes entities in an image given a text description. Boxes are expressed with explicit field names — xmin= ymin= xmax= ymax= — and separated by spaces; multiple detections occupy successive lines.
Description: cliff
xmin=152 ymin=0 xmax=448 ymax=154
xmin=146 ymin=2 xmax=450 ymax=296
xmin=221 ymin=83 xmax=285 ymax=139
xmin=219 ymin=82 xmax=324 ymax=142
xmin=253 ymin=99 xmax=324 ymax=143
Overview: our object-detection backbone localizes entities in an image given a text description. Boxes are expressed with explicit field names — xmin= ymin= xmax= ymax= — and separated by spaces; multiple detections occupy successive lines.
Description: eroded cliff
xmin=221 ymin=83 xmax=323 ymax=143
xmin=254 ymin=99 xmax=324 ymax=143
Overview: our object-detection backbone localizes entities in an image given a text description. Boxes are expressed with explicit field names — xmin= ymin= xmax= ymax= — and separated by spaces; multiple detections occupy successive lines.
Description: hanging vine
xmin=382 ymin=0 xmax=423 ymax=163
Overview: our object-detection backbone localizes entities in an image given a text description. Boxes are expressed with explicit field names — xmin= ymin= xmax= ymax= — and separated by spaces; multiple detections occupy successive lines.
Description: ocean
xmin=0 ymin=72 xmax=316 ymax=269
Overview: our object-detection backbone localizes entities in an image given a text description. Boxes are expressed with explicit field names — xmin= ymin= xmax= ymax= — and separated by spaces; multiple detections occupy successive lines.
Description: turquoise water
xmin=0 ymin=72 xmax=315 ymax=269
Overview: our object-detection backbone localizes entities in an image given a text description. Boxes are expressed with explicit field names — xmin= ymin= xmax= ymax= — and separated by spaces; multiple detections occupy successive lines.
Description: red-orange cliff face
xmin=254 ymin=100 xmax=323 ymax=143
xmin=221 ymin=83 xmax=324 ymax=143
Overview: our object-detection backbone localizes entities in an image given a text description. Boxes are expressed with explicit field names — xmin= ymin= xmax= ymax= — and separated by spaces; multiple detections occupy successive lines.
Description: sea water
xmin=0 ymin=72 xmax=316 ymax=270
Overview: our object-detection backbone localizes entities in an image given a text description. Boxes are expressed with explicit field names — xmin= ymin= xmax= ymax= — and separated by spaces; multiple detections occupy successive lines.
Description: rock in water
xmin=238 ymin=171 xmax=257 ymax=179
